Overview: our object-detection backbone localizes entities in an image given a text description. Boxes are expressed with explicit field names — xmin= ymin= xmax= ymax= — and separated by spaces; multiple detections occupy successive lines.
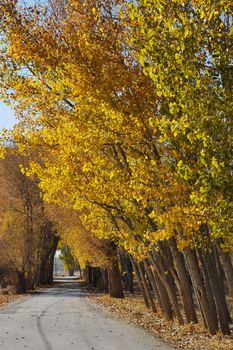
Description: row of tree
xmin=0 ymin=0 xmax=232 ymax=335
xmin=0 ymin=153 xmax=59 ymax=292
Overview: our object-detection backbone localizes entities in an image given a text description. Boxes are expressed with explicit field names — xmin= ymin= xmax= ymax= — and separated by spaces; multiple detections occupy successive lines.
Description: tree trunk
xmin=137 ymin=261 xmax=156 ymax=312
xmin=169 ymin=237 xmax=197 ymax=323
xmin=218 ymin=246 xmax=233 ymax=299
xmin=198 ymin=249 xmax=218 ymax=324
xmin=16 ymin=271 xmax=27 ymax=294
xmin=130 ymin=256 xmax=150 ymax=308
xmin=100 ymin=268 xmax=108 ymax=292
xmin=151 ymin=251 xmax=184 ymax=325
xmin=203 ymin=250 xmax=231 ymax=335
xmin=185 ymin=248 xmax=218 ymax=334
xmin=108 ymin=254 xmax=124 ymax=298
xmin=39 ymin=235 xmax=59 ymax=285
xmin=148 ymin=256 xmax=173 ymax=320
xmin=144 ymin=259 xmax=163 ymax=309
xmin=83 ymin=265 xmax=91 ymax=284
xmin=68 ymin=268 xmax=74 ymax=276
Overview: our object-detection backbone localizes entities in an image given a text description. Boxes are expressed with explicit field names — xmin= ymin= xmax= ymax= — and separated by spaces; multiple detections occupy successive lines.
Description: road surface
xmin=0 ymin=279 xmax=174 ymax=350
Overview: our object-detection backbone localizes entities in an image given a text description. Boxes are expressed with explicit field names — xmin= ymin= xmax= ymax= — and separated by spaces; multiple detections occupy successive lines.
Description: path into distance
xmin=0 ymin=279 xmax=174 ymax=350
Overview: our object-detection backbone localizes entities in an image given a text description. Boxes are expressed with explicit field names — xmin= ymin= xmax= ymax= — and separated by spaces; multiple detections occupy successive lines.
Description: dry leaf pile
xmin=0 ymin=292 xmax=19 ymax=308
xmin=90 ymin=294 xmax=233 ymax=350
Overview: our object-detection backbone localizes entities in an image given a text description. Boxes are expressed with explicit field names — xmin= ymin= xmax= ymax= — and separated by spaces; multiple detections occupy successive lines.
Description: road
xmin=0 ymin=279 xmax=174 ymax=350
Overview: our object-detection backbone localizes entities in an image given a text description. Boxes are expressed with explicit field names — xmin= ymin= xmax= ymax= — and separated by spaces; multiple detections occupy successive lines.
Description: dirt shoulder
xmin=89 ymin=294 xmax=233 ymax=350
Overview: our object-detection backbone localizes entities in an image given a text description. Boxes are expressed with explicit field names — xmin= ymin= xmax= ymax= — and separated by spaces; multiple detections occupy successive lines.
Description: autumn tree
xmin=0 ymin=0 xmax=232 ymax=334
xmin=0 ymin=151 xmax=59 ymax=291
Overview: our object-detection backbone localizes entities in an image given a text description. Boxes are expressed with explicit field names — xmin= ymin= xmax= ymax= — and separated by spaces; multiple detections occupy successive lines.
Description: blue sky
xmin=0 ymin=102 xmax=16 ymax=131
xmin=0 ymin=0 xmax=46 ymax=131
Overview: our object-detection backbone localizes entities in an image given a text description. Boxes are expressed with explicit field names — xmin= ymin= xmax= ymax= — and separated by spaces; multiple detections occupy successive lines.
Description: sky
xmin=0 ymin=102 xmax=16 ymax=131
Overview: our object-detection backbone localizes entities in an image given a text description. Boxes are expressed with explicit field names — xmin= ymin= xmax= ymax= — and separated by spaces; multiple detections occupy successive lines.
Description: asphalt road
xmin=0 ymin=279 xmax=174 ymax=350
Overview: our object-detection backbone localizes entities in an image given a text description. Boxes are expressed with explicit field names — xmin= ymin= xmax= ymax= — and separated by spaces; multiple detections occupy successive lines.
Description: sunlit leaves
xmin=0 ymin=0 xmax=232 ymax=257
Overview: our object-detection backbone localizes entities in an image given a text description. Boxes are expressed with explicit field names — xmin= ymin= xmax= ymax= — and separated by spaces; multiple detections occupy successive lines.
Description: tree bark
xmin=130 ymin=256 xmax=150 ymax=308
xmin=198 ymin=249 xmax=218 ymax=324
xmin=151 ymin=251 xmax=184 ymax=325
xmin=100 ymin=268 xmax=108 ymax=292
xmin=137 ymin=261 xmax=156 ymax=312
xmin=16 ymin=271 xmax=27 ymax=294
xmin=184 ymin=248 xmax=218 ymax=334
xmin=144 ymin=259 xmax=163 ymax=309
xmin=218 ymin=246 xmax=233 ymax=299
xmin=203 ymin=250 xmax=231 ymax=335
xmin=169 ymin=237 xmax=197 ymax=323
xmin=108 ymin=254 xmax=124 ymax=298
xmin=148 ymin=256 xmax=173 ymax=320
xmin=39 ymin=235 xmax=59 ymax=285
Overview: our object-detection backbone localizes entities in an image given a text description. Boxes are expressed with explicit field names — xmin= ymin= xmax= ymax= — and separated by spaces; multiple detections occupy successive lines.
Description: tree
xmin=0 ymin=151 xmax=59 ymax=291
xmin=0 ymin=0 xmax=232 ymax=334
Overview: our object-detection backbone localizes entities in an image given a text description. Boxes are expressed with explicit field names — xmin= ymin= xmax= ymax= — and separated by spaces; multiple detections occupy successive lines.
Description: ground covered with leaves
xmin=0 ymin=290 xmax=19 ymax=308
xmin=90 ymin=294 xmax=233 ymax=350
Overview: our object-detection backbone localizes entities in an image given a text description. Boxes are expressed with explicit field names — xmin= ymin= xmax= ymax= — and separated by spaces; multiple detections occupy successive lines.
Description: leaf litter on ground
xmin=89 ymin=293 xmax=233 ymax=350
